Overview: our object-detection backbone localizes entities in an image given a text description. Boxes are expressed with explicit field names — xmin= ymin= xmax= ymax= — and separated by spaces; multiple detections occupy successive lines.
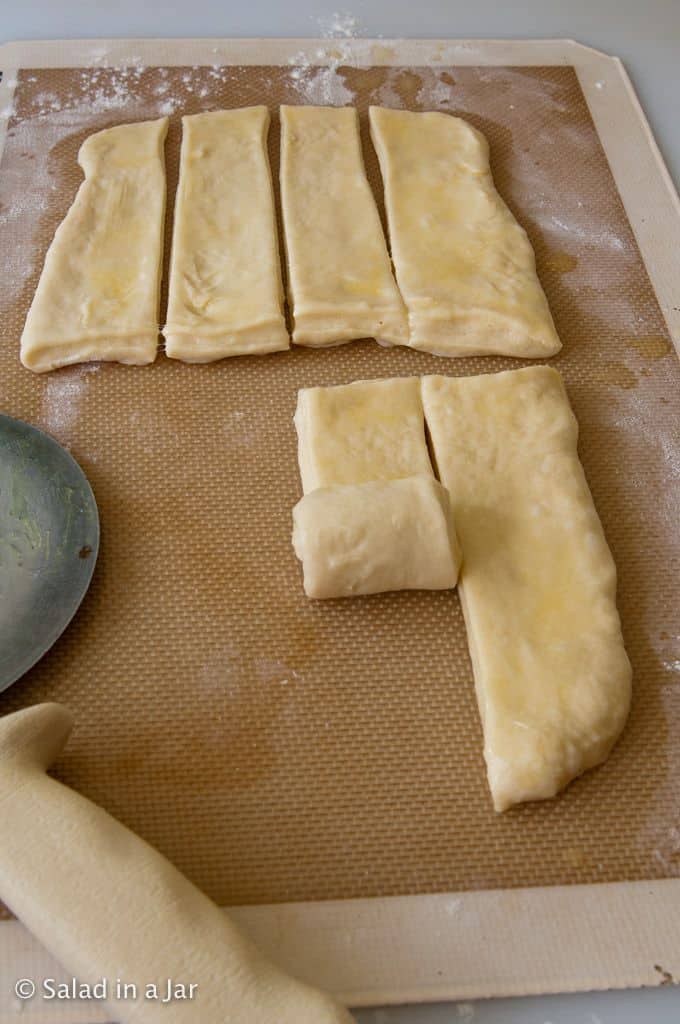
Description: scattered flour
xmin=285 ymin=9 xmax=367 ymax=105
xmin=34 ymin=90 xmax=62 ymax=112
xmin=255 ymin=658 xmax=301 ymax=689
xmin=39 ymin=365 xmax=98 ymax=435
xmin=315 ymin=11 xmax=359 ymax=37
xmin=11 ymin=52 xmax=248 ymax=123
xmin=372 ymin=67 xmax=404 ymax=108
xmin=158 ymin=98 xmax=179 ymax=115
xmin=222 ymin=407 xmax=259 ymax=449
xmin=0 ymin=113 xmax=65 ymax=303
xmin=546 ymin=214 xmax=626 ymax=251
xmin=287 ymin=47 xmax=355 ymax=106
xmin=423 ymin=72 xmax=458 ymax=108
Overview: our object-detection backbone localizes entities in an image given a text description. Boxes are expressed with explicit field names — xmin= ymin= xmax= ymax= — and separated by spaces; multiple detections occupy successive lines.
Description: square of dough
xmin=21 ymin=118 xmax=168 ymax=372
xmin=280 ymin=105 xmax=408 ymax=348
xmin=164 ymin=107 xmax=289 ymax=361
xmin=422 ymin=367 xmax=631 ymax=810
xmin=294 ymin=377 xmax=433 ymax=494
xmin=369 ymin=106 xmax=562 ymax=358
xmin=293 ymin=476 xmax=461 ymax=599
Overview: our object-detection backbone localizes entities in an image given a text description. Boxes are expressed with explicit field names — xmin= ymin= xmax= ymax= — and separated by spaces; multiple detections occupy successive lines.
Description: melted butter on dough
xmin=294 ymin=376 xmax=433 ymax=493
xmin=164 ymin=107 xmax=289 ymax=361
xmin=280 ymin=105 xmax=408 ymax=348
xmin=369 ymin=106 xmax=562 ymax=358
xmin=422 ymin=366 xmax=631 ymax=810
xmin=21 ymin=118 xmax=168 ymax=373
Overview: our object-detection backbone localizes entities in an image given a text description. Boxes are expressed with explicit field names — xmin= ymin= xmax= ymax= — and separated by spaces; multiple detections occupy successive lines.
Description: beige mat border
xmin=0 ymin=38 xmax=679 ymax=1012
xmin=1 ymin=881 xmax=679 ymax=1018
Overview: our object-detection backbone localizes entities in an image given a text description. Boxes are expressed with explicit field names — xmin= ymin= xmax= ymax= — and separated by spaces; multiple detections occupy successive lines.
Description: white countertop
xmin=1 ymin=2 xmax=678 ymax=1021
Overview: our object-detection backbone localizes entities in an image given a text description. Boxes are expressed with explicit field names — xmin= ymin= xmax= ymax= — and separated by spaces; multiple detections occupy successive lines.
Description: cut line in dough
xmin=21 ymin=118 xmax=168 ymax=373
xmin=164 ymin=107 xmax=289 ymax=361
xmin=422 ymin=366 xmax=631 ymax=810
xmin=280 ymin=105 xmax=408 ymax=348
xmin=369 ymin=106 xmax=562 ymax=358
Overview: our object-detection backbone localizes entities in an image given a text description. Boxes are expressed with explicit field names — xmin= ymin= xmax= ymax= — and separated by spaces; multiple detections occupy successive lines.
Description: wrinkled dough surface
xmin=293 ymin=476 xmax=461 ymax=598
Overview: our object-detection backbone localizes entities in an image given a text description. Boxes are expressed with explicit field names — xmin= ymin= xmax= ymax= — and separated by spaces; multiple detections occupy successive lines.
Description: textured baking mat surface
xmin=0 ymin=61 xmax=678 ymax=914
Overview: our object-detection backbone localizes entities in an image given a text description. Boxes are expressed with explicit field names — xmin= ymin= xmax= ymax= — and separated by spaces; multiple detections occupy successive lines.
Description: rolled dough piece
xmin=369 ymin=106 xmax=562 ymax=358
xmin=280 ymin=105 xmax=408 ymax=348
xmin=293 ymin=476 xmax=461 ymax=598
xmin=164 ymin=107 xmax=289 ymax=361
xmin=294 ymin=376 xmax=433 ymax=494
xmin=21 ymin=119 xmax=168 ymax=373
xmin=0 ymin=703 xmax=355 ymax=1024
xmin=422 ymin=367 xmax=631 ymax=810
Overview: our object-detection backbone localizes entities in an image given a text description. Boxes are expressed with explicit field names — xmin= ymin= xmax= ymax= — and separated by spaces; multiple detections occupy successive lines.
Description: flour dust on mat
xmin=39 ymin=365 xmax=100 ymax=439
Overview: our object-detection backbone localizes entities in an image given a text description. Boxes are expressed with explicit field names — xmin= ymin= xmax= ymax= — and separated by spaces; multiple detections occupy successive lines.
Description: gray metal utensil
xmin=0 ymin=414 xmax=99 ymax=692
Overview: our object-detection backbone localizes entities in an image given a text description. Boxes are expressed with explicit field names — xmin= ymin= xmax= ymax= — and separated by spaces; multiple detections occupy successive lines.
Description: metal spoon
xmin=0 ymin=414 xmax=99 ymax=692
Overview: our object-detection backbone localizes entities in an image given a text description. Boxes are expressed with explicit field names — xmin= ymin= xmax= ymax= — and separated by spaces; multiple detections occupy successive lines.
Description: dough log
xmin=21 ymin=119 xmax=168 ymax=372
xmin=293 ymin=476 xmax=461 ymax=599
xmin=280 ymin=105 xmax=408 ymax=348
xmin=422 ymin=367 xmax=632 ymax=810
xmin=369 ymin=107 xmax=562 ymax=358
xmin=0 ymin=703 xmax=355 ymax=1024
xmin=164 ymin=107 xmax=289 ymax=361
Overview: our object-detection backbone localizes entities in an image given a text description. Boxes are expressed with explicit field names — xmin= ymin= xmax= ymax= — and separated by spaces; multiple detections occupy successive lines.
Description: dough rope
xmin=0 ymin=703 xmax=355 ymax=1024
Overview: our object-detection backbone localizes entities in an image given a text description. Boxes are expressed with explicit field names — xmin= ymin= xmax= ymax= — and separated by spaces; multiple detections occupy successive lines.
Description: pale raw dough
xmin=21 ymin=119 xmax=168 ymax=372
xmin=369 ymin=107 xmax=562 ymax=358
xmin=280 ymin=105 xmax=408 ymax=348
xmin=164 ymin=107 xmax=289 ymax=361
xmin=422 ymin=367 xmax=631 ymax=811
xmin=0 ymin=703 xmax=355 ymax=1024
xmin=293 ymin=476 xmax=461 ymax=598
xmin=294 ymin=376 xmax=433 ymax=494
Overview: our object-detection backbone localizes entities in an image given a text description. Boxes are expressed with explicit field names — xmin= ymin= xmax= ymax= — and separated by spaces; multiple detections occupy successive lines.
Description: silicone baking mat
xmin=0 ymin=53 xmax=678 ymax=925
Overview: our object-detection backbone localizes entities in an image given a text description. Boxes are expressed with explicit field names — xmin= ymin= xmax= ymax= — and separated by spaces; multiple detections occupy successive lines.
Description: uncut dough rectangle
xmin=369 ymin=106 xmax=562 ymax=358
xmin=20 ymin=118 xmax=168 ymax=372
xmin=280 ymin=105 xmax=408 ymax=348
xmin=422 ymin=367 xmax=631 ymax=811
xmin=163 ymin=107 xmax=289 ymax=361
xmin=294 ymin=377 xmax=433 ymax=494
